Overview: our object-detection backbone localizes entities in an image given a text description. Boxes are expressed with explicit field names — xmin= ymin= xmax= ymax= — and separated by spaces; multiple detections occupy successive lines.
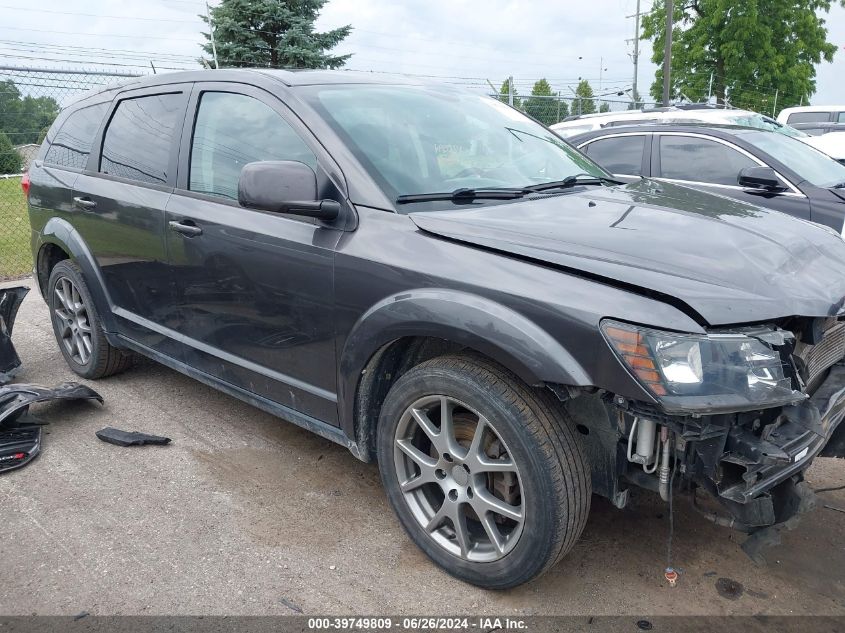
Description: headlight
xmin=601 ymin=320 xmax=806 ymax=413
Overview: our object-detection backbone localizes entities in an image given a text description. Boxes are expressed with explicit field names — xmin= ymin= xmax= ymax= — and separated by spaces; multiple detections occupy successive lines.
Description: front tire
xmin=377 ymin=354 xmax=591 ymax=588
xmin=47 ymin=260 xmax=134 ymax=379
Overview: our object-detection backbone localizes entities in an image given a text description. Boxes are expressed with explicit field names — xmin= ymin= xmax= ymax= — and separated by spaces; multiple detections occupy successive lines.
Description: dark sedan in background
xmin=570 ymin=124 xmax=845 ymax=233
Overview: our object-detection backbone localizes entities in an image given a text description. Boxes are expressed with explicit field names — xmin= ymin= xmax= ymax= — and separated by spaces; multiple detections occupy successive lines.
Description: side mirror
xmin=237 ymin=160 xmax=341 ymax=221
xmin=738 ymin=166 xmax=788 ymax=193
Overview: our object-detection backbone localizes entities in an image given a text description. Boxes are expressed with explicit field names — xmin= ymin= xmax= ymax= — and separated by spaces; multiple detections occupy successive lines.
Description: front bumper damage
xmin=605 ymin=362 xmax=845 ymax=561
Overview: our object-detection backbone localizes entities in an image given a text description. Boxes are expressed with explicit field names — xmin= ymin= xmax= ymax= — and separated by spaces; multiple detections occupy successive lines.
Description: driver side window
xmin=189 ymin=91 xmax=317 ymax=200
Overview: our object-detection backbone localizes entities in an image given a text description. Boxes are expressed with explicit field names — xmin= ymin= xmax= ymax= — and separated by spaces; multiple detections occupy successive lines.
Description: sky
xmin=2 ymin=0 xmax=844 ymax=109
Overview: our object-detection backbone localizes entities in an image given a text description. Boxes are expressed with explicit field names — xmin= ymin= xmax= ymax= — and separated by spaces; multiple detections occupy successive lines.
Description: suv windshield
xmin=302 ymin=85 xmax=608 ymax=206
xmin=742 ymin=130 xmax=845 ymax=188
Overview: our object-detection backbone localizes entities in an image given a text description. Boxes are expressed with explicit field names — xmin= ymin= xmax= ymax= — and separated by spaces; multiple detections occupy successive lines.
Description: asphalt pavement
xmin=1 ymin=278 xmax=844 ymax=616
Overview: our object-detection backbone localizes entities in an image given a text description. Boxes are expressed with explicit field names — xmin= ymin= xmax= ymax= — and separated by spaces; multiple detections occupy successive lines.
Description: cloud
xmin=2 ymin=0 xmax=842 ymax=106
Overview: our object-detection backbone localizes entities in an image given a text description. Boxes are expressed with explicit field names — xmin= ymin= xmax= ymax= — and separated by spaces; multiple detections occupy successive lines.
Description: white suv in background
xmin=550 ymin=106 xmax=845 ymax=163
xmin=777 ymin=105 xmax=845 ymax=125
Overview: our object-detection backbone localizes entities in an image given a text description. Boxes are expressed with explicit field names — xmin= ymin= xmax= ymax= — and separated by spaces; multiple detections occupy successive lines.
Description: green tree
xmin=641 ymin=0 xmax=843 ymax=110
xmin=200 ymin=0 xmax=352 ymax=69
xmin=498 ymin=78 xmax=521 ymax=108
xmin=524 ymin=78 xmax=565 ymax=125
xmin=0 ymin=132 xmax=22 ymax=174
xmin=626 ymin=89 xmax=645 ymax=110
xmin=573 ymin=79 xmax=596 ymax=115
xmin=599 ymin=102 xmax=611 ymax=113
xmin=0 ymin=80 xmax=60 ymax=145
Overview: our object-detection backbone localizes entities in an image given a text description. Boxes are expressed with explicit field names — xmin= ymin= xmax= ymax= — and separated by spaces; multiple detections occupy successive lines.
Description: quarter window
xmin=44 ymin=103 xmax=108 ymax=169
xmin=189 ymin=92 xmax=316 ymax=200
xmin=100 ymin=93 xmax=184 ymax=185
xmin=582 ymin=136 xmax=645 ymax=175
xmin=837 ymin=112 xmax=845 ymax=123
xmin=658 ymin=136 xmax=757 ymax=186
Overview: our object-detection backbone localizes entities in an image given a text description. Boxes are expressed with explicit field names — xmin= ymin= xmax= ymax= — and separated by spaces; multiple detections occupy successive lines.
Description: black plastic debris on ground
xmin=0 ymin=414 xmax=42 ymax=473
xmin=0 ymin=382 xmax=103 ymax=426
xmin=95 ymin=427 xmax=171 ymax=447
xmin=0 ymin=382 xmax=103 ymax=474
xmin=0 ymin=286 xmax=29 ymax=385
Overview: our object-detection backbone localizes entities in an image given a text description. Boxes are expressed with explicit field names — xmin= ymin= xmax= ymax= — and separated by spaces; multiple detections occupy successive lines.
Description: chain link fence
xmin=0 ymin=66 xmax=142 ymax=278
xmin=492 ymin=91 xmax=656 ymax=128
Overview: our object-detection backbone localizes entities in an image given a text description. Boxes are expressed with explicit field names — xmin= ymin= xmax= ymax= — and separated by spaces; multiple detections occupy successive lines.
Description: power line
xmin=0 ymin=5 xmax=203 ymax=23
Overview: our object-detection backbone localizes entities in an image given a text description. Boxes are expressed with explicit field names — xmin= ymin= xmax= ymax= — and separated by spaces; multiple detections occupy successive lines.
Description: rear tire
xmin=47 ymin=260 xmax=134 ymax=379
xmin=377 ymin=354 xmax=591 ymax=588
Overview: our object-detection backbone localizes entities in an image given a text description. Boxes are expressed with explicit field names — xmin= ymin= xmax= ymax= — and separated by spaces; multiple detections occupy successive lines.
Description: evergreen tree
xmin=200 ymin=0 xmax=352 ymax=69
xmin=573 ymin=80 xmax=596 ymax=115
xmin=498 ymin=78 xmax=521 ymax=108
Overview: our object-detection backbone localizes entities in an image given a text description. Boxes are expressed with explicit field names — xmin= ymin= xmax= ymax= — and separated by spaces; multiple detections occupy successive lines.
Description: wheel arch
xmin=37 ymin=217 xmax=118 ymax=334
xmin=339 ymin=289 xmax=591 ymax=461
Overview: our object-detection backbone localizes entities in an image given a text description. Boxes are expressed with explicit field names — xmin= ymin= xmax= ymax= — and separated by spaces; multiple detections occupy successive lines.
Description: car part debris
xmin=0 ymin=382 xmax=103 ymax=427
xmin=0 ymin=413 xmax=41 ymax=473
xmin=95 ymin=427 xmax=170 ymax=447
xmin=0 ymin=286 xmax=29 ymax=385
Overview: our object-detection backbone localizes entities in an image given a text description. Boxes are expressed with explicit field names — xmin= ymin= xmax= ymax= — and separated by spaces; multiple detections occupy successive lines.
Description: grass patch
xmin=0 ymin=177 xmax=32 ymax=278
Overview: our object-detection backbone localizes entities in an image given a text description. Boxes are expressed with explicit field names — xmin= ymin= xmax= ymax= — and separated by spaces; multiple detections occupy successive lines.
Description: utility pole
xmin=707 ymin=72 xmax=713 ymax=103
xmin=626 ymin=0 xmax=646 ymax=108
xmin=662 ymin=0 xmax=673 ymax=106
xmin=508 ymin=76 xmax=514 ymax=107
xmin=206 ymin=1 xmax=220 ymax=69
xmin=632 ymin=0 xmax=640 ymax=107
xmin=599 ymin=56 xmax=604 ymax=92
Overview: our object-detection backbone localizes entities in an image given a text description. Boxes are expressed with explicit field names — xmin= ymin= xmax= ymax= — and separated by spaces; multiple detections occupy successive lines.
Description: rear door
xmin=161 ymin=82 xmax=344 ymax=424
xmin=577 ymin=133 xmax=650 ymax=182
xmin=72 ymin=85 xmax=190 ymax=357
xmin=652 ymin=132 xmax=813 ymax=221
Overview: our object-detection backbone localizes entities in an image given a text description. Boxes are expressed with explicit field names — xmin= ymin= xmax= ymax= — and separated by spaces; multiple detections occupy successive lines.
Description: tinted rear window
xmin=44 ymin=103 xmax=108 ymax=169
xmin=787 ymin=111 xmax=831 ymax=124
xmin=100 ymin=93 xmax=183 ymax=185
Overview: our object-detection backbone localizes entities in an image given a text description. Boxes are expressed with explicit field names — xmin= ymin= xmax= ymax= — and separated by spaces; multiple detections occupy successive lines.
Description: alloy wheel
xmin=393 ymin=395 xmax=525 ymax=562
xmin=53 ymin=276 xmax=93 ymax=366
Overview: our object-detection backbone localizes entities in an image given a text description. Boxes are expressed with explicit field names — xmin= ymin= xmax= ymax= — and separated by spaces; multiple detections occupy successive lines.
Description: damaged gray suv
xmin=25 ymin=70 xmax=845 ymax=588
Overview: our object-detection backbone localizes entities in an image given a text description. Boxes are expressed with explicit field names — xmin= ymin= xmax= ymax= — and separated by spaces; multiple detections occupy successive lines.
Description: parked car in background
xmin=777 ymin=105 xmax=845 ymax=125
xmin=551 ymin=106 xmax=845 ymax=163
xmin=24 ymin=70 xmax=845 ymax=588
xmin=791 ymin=121 xmax=845 ymax=137
xmin=570 ymin=123 xmax=845 ymax=233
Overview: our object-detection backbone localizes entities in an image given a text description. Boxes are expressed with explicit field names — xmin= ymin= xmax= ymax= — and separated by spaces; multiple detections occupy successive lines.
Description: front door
xmin=162 ymin=83 xmax=343 ymax=424
xmin=653 ymin=133 xmax=813 ymax=222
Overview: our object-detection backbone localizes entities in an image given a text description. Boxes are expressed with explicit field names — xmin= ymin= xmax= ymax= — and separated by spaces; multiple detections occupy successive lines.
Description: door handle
xmin=73 ymin=196 xmax=97 ymax=210
xmin=168 ymin=220 xmax=203 ymax=237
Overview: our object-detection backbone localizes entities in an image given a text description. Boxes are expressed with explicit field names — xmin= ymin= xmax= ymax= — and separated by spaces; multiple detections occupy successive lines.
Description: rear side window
xmin=838 ymin=112 xmax=845 ymax=123
xmin=44 ymin=103 xmax=108 ymax=169
xmin=582 ymin=135 xmax=645 ymax=175
xmin=658 ymin=136 xmax=757 ymax=186
xmin=787 ymin=111 xmax=831 ymax=124
xmin=100 ymin=93 xmax=184 ymax=185
xmin=189 ymin=92 xmax=316 ymax=200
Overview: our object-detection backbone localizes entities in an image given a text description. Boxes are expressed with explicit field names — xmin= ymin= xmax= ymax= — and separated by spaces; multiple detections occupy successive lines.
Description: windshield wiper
xmin=396 ymin=187 xmax=528 ymax=204
xmin=395 ymin=174 xmax=624 ymax=204
xmin=523 ymin=173 xmax=624 ymax=193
